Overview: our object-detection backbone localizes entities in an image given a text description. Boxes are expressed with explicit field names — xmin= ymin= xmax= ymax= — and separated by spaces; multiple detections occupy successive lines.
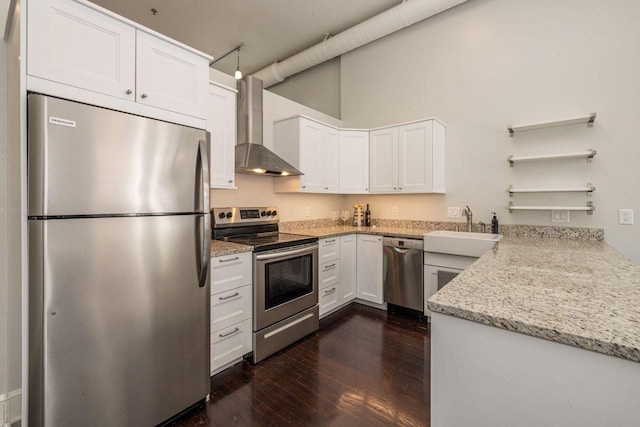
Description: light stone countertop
xmin=285 ymin=225 xmax=432 ymax=239
xmin=428 ymin=236 xmax=640 ymax=363
xmin=211 ymin=222 xmax=640 ymax=362
xmin=210 ymin=240 xmax=252 ymax=257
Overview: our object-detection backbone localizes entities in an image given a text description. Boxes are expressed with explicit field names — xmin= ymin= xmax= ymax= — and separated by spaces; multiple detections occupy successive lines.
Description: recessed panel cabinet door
xmin=369 ymin=127 xmax=399 ymax=193
xmin=356 ymin=234 xmax=383 ymax=304
xmin=323 ymin=127 xmax=340 ymax=192
xmin=27 ymin=0 xmax=136 ymax=100
xmin=208 ymin=84 xmax=237 ymax=188
xmin=136 ymin=31 xmax=208 ymax=119
xmin=339 ymin=130 xmax=369 ymax=193
xmin=399 ymin=120 xmax=433 ymax=193
xmin=299 ymin=119 xmax=325 ymax=192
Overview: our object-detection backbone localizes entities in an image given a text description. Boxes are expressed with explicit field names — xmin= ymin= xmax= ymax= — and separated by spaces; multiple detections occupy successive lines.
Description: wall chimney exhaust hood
xmin=235 ymin=76 xmax=302 ymax=176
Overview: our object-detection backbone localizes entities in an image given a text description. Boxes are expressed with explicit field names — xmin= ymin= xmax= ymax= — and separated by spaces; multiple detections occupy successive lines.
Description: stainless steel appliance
xmin=383 ymin=237 xmax=424 ymax=312
xmin=28 ymin=94 xmax=211 ymax=427
xmin=423 ymin=252 xmax=477 ymax=317
xmin=212 ymin=207 xmax=319 ymax=362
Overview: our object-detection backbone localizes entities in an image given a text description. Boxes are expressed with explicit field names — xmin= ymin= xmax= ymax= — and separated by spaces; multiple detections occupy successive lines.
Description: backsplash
xmin=280 ymin=218 xmax=604 ymax=241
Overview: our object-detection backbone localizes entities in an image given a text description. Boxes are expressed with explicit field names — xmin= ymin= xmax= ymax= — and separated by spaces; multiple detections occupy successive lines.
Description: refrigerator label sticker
xmin=49 ymin=117 xmax=76 ymax=128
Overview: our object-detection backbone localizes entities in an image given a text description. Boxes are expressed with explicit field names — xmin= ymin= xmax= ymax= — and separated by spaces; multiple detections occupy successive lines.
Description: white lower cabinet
xmin=339 ymin=234 xmax=357 ymax=305
xmin=210 ymin=319 xmax=252 ymax=375
xmin=356 ymin=234 xmax=384 ymax=304
xmin=210 ymin=252 xmax=253 ymax=374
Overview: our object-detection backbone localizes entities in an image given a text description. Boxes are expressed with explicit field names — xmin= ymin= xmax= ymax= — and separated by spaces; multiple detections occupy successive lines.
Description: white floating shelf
xmin=508 ymin=183 xmax=595 ymax=196
xmin=508 ymin=202 xmax=595 ymax=215
xmin=508 ymin=149 xmax=596 ymax=166
xmin=508 ymin=113 xmax=596 ymax=136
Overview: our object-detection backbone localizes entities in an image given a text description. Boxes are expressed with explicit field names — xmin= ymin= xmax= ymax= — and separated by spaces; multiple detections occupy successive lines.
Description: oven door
xmin=254 ymin=243 xmax=319 ymax=331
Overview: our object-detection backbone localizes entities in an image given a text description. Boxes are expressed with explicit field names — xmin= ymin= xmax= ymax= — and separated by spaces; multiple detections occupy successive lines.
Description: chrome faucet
xmin=462 ymin=205 xmax=473 ymax=232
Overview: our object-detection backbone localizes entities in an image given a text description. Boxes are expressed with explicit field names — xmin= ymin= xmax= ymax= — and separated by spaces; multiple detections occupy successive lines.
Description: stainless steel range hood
xmin=236 ymin=76 xmax=302 ymax=176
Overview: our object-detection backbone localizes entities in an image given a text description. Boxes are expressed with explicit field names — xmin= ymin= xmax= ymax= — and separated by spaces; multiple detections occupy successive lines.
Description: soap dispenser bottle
xmin=491 ymin=212 xmax=499 ymax=234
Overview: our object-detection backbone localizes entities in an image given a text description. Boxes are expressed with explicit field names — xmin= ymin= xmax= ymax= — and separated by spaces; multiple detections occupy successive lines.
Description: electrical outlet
xmin=448 ymin=207 xmax=460 ymax=218
xmin=552 ymin=210 xmax=570 ymax=223
xmin=619 ymin=209 xmax=634 ymax=225
xmin=392 ymin=206 xmax=399 ymax=216
xmin=305 ymin=207 xmax=311 ymax=217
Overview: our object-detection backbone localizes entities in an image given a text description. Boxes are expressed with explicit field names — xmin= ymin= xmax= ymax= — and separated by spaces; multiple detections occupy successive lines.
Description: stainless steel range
xmin=212 ymin=207 xmax=319 ymax=363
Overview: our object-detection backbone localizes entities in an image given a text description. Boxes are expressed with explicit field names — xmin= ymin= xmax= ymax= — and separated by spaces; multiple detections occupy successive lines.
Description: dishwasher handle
xmin=382 ymin=236 xmax=423 ymax=250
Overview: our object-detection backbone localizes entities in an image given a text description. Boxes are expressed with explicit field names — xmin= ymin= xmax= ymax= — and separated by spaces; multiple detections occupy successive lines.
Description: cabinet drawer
xmin=211 ymin=284 xmax=252 ymax=332
xmin=211 ymin=319 xmax=252 ymax=373
xmin=319 ymin=260 xmax=340 ymax=289
xmin=319 ymin=237 xmax=340 ymax=263
xmin=211 ymin=252 xmax=252 ymax=294
xmin=319 ymin=284 xmax=339 ymax=317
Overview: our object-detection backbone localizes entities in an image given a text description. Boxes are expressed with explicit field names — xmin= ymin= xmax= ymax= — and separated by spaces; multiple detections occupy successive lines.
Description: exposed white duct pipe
xmin=251 ymin=0 xmax=470 ymax=88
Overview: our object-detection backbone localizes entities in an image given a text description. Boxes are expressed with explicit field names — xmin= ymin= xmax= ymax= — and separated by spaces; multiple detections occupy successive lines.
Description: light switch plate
xmin=448 ymin=207 xmax=460 ymax=218
xmin=391 ymin=206 xmax=399 ymax=216
xmin=619 ymin=209 xmax=634 ymax=225
xmin=305 ymin=207 xmax=311 ymax=217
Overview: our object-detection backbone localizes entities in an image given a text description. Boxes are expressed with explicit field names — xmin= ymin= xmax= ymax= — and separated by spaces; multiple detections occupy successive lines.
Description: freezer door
xmin=28 ymin=94 xmax=209 ymax=216
xmin=29 ymin=215 xmax=210 ymax=427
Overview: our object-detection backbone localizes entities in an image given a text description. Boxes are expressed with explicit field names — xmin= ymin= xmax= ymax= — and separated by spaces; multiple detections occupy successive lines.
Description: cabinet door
xmin=136 ymin=31 xmax=208 ymax=119
xmin=340 ymin=131 xmax=369 ymax=193
xmin=27 ymin=0 xmax=136 ymax=100
xmin=369 ymin=127 xmax=398 ymax=193
xmin=323 ymin=127 xmax=340 ymax=192
xmin=208 ymin=84 xmax=237 ymax=188
xmin=340 ymin=234 xmax=357 ymax=304
xmin=298 ymin=119 xmax=325 ymax=192
xmin=356 ymin=234 xmax=383 ymax=304
xmin=399 ymin=120 xmax=433 ymax=193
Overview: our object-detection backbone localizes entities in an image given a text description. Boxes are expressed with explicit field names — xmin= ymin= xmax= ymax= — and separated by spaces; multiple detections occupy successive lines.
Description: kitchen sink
xmin=423 ymin=230 xmax=502 ymax=257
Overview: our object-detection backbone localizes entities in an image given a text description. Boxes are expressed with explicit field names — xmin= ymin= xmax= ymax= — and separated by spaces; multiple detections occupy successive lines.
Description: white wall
xmin=341 ymin=0 xmax=640 ymax=262
xmin=269 ymin=57 xmax=341 ymax=120
xmin=2 ymin=0 xmax=23 ymax=422
xmin=210 ymin=83 xmax=344 ymax=221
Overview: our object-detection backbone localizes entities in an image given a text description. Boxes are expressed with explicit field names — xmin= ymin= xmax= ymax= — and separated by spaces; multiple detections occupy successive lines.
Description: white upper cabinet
xmin=27 ymin=0 xmax=210 ymax=126
xmin=369 ymin=119 xmax=445 ymax=193
xmin=339 ymin=130 xmax=369 ymax=193
xmin=273 ymin=116 xmax=340 ymax=193
xmin=27 ymin=0 xmax=136 ymax=100
xmin=135 ymin=31 xmax=208 ymax=119
xmin=207 ymin=83 xmax=237 ymax=189
xmin=369 ymin=127 xmax=399 ymax=193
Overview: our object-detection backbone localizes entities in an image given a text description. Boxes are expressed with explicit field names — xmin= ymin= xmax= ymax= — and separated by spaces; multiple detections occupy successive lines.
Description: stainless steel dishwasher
xmin=383 ymin=237 xmax=424 ymax=312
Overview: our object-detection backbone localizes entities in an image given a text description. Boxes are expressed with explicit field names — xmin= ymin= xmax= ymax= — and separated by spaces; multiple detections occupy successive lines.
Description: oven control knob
xmin=218 ymin=212 xmax=225 ymax=219
xmin=272 ymin=210 xmax=277 ymax=217
xmin=225 ymin=212 xmax=233 ymax=219
xmin=266 ymin=210 xmax=273 ymax=216
xmin=261 ymin=211 xmax=266 ymax=217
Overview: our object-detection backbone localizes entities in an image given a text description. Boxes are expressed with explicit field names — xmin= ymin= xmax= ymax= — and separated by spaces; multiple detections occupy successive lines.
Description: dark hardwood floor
xmin=170 ymin=303 xmax=431 ymax=426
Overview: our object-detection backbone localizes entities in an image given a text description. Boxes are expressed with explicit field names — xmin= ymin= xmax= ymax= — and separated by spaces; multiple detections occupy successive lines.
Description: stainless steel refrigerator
xmin=27 ymin=94 xmax=211 ymax=426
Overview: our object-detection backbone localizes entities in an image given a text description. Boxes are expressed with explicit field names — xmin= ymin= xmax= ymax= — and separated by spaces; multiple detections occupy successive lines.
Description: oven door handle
xmin=255 ymin=245 xmax=318 ymax=261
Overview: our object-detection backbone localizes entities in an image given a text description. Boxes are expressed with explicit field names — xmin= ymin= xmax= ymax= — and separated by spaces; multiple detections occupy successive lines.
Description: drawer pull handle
xmin=324 ymin=263 xmax=336 ymax=269
xmin=219 ymin=256 xmax=240 ymax=263
xmin=219 ymin=292 xmax=240 ymax=301
xmin=324 ymin=239 xmax=336 ymax=243
xmin=219 ymin=327 xmax=240 ymax=338
xmin=324 ymin=288 xmax=336 ymax=295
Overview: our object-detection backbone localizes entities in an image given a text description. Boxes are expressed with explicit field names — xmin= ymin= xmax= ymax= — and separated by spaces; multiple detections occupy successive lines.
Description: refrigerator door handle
xmin=198 ymin=138 xmax=211 ymax=288
xmin=199 ymin=214 xmax=211 ymax=288
xmin=199 ymin=137 xmax=210 ymax=212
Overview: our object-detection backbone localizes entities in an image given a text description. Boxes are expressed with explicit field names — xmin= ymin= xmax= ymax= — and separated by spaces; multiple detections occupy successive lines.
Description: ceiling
xmin=90 ymin=0 xmax=402 ymax=77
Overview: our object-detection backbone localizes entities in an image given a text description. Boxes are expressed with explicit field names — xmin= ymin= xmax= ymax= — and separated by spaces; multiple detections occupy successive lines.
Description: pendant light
xmin=208 ymin=42 xmax=244 ymax=79
xmin=234 ymin=46 xmax=243 ymax=80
